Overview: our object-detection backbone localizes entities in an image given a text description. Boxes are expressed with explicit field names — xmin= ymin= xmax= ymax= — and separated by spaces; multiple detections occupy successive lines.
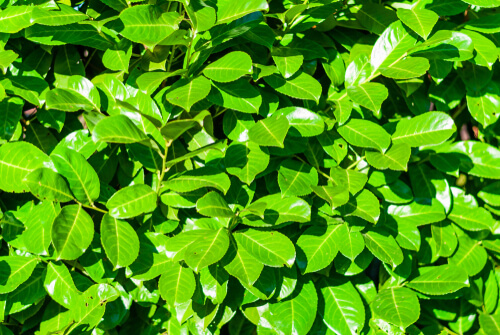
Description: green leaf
xmin=444 ymin=141 xmax=500 ymax=179
xmin=409 ymin=30 xmax=474 ymax=61
xmin=23 ymin=168 xmax=74 ymax=203
xmin=364 ymin=229 xmax=404 ymax=267
xmin=203 ymin=51 xmax=253 ymax=82
xmin=318 ymin=277 xmax=366 ymax=335
xmin=267 ymin=279 xmax=318 ymax=335
xmin=51 ymin=148 xmax=100 ymax=204
xmin=278 ymin=159 xmax=318 ymax=197
xmin=271 ymin=47 xmax=304 ymax=79
xmin=466 ymin=84 xmax=500 ymax=128
xmin=464 ymin=14 xmax=500 ymax=33
xmin=264 ymin=72 xmax=322 ymax=103
xmin=379 ymin=57 xmax=430 ymax=79
xmin=234 ymin=229 xmax=295 ymax=267
xmin=478 ymin=181 xmax=500 ymax=207
xmin=0 ymin=141 xmax=50 ymax=193
xmin=106 ymin=184 xmax=157 ymax=219
xmin=159 ymin=262 xmax=196 ymax=306
xmin=92 ymin=115 xmax=148 ymax=144
xmin=208 ymin=79 xmax=262 ymax=114
xmin=100 ymin=214 xmax=140 ymax=269
xmin=52 ymin=205 xmax=94 ymax=260
xmin=463 ymin=30 xmax=499 ymax=69
xmin=216 ymin=0 xmax=269 ymax=25
xmin=449 ymin=234 xmax=488 ymax=276
xmin=45 ymin=88 xmax=97 ymax=112
xmin=248 ymin=114 xmax=289 ymax=148
xmin=0 ymin=6 xmax=33 ymax=33
xmin=165 ymin=76 xmax=212 ymax=112
xmin=372 ymin=287 xmax=420 ymax=329
xmin=296 ymin=224 xmax=341 ymax=274
xmin=406 ymin=265 xmax=469 ymax=295
xmin=387 ymin=198 xmax=446 ymax=226
xmin=32 ymin=4 xmax=88 ymax=26
xmin=277 ymin=107 xmax=325 ymax=137
xmin=311 ymin=185 xmax=349 ymax=209
xmin=391 ymin=112 xmax=456 ymax=147
xmin=44 ymin=261 xmax=80 ymax=309
xmin=448 ymin=204 xmax=494 ymax=232
xmin=196 ymin=191 xmax=234 ymax=217
xmin=222 ymin=241 xmax=263 ymax=286
xmin=117 ymin=5 xmax=182 ymax=50
xmin=0 ymin=97 xmax=22 ymax=140
xmin=0 ymin=256 xmax=38 ymax=294
xmin=241 ymin=193 xmax=311 ymax=227
xmin=225 ymin=141 xmax=269 ymax=185
xmin=338 ymin=118 xmax=391 ymax=153
xmin=397 ymin=8 xmax=438 ymax=40
xmin=184 ymin=228 xmax=230 ymax=272
xmin=479 ymin=313 xmax=500 ymax=335
xmin=366 ymin=143 xmax=411 ymax=171
xmin=164 ymin=167 xmax=231 ymax=194
xmin=347 ymin=82 xmax=389 ymax=114
xmin=370 ymin=21 xmax=417 ymax=73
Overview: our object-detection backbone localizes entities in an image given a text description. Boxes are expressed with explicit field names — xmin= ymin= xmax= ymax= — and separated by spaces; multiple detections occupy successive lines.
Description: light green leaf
xmin=164 ymin=167 xmax=231 ymax=194
xmin=184 ymin=228 xmax=230 ymax=272
xmin=397 ymin=8 xmax=438 ymax=40
xmin=0 ymin=6 xmax=33 ymax=33
xmin=248 ymin=114 xmax=289 ymax=148
xmin=23 ymin=168 xmax=74 ymax=203
xmin=364 ymin=229 xmax=404 ymax=267
xmin=409 ymin=30 xmax=474 ymax=61
xmin=277 ymin=107 xmax=325 ymax=137
xmin=45 ymin=88 xmax=97 ymax=112
xmin=106 ymin=184 xmax=157 ymax=219
xmin=267 ymin=280 xmax=318 ymax=335
xmin=444 ymin=141 xmax=500 ymax=179
xmin=264 ymin=72 xmax=322 ymax=103
xmin=380 ymin=57 xmax=430 ymax=79
xmin=165 ymin=76 xmax=211 ymax=112
xmin=311 ymin=185 xmax=349 ymax=209
xmin=51 ymin=147 xmax=100 ymax=204
xmin=318 ymin=277 xmax=366 ymax=335
xmin=0 ymin=256 xmax=38 ymax=294
xmin=406 ymin=265 xmax=469 ymax=295
xmin=372 ymin=287 xmax=420 ymax=329
xmin=208 ymin=79 xmax=262 ymax=114
xmin=296 ymin=224 xmax=341 ymax=274
xmin=0 ymin=141 xmax=50 ymax=193
xmin=466 ymin=84 xmax=500 ymax=128
xmin=44 ymin=261 xmax=80 ymax=309
xmin=271 ymin=47 xmax=304 ymax=79
xmin=234 ymin=229 xmax=295 ymax=267
xmin=118 ymin=5 xmax=182 ymax=50
xmin=159 ymin=262 xmax=196 ymax=306
xmin=100 ymin=214 xmax=140 ymax=269
xmin=278 ymin=159 xmax=318 ymax=197
xmin=387 ymin=198 xmax=446 ymax=226
xmin=338 ymin=118 xmax=391 ymax=152
xmin=366 ymin=143 xmax=411 ymax=171
xmin=347 ymin=82 xmax=389 ymax=114
xmin=203 ymin=51 xmax=253 ymax=82
xmin=225 ymin=141 xmax=270 ymax=185
xmin=216 ymin=0 xmax=269 ymax=25
xmin=478 ymin=181 xmax=500 ymax=207
xmin=196 ymin=191 xmax=234 ymax=217
xmin=333 ymin=223 xmax=365 ymax=260
xmin=92 ymin=115 xmax=148 ymax=144
xmin=449 ymin=234 xmax=488 ymax=276
xmin=52 ymin=205 xmax=94 ymax=260
xmin=222 ymin=241 xmax=263 ymax=286
xmin=391 ymin=112 xmax=456 ymax=147
xmin=32 ymin=4 xmax=88 ymax=26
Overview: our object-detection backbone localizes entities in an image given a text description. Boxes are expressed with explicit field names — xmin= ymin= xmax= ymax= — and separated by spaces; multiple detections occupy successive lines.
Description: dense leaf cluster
xmin=0 ymin=0 xmax=500 ymax=334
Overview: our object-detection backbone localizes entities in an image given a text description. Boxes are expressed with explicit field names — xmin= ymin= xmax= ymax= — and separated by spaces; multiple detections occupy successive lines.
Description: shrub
xmin=1 ymin=0 xmax=500 ymax=334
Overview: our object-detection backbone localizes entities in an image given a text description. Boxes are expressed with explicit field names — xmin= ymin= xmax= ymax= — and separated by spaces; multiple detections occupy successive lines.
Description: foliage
xmin=1 ymin=0 xmax=500 ymax=334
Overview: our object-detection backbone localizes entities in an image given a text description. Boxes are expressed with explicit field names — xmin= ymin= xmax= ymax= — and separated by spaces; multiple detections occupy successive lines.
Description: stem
xmin=79 ymin=202 xmax=108 ymax=214
xmin=346 ymin=156 xmax=365 ymax=170
xmin=452 ymin=103 xmax=467 ymax=119
xmin=167 ymin=45 xmax=176 ymax=72
xmin=84 ymin=49 xmax=97 ymax=69
xmin=213 ymin=108 xmax=228 ymax=118
xmin=156 ymin=140 xmax=172 ymax=194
